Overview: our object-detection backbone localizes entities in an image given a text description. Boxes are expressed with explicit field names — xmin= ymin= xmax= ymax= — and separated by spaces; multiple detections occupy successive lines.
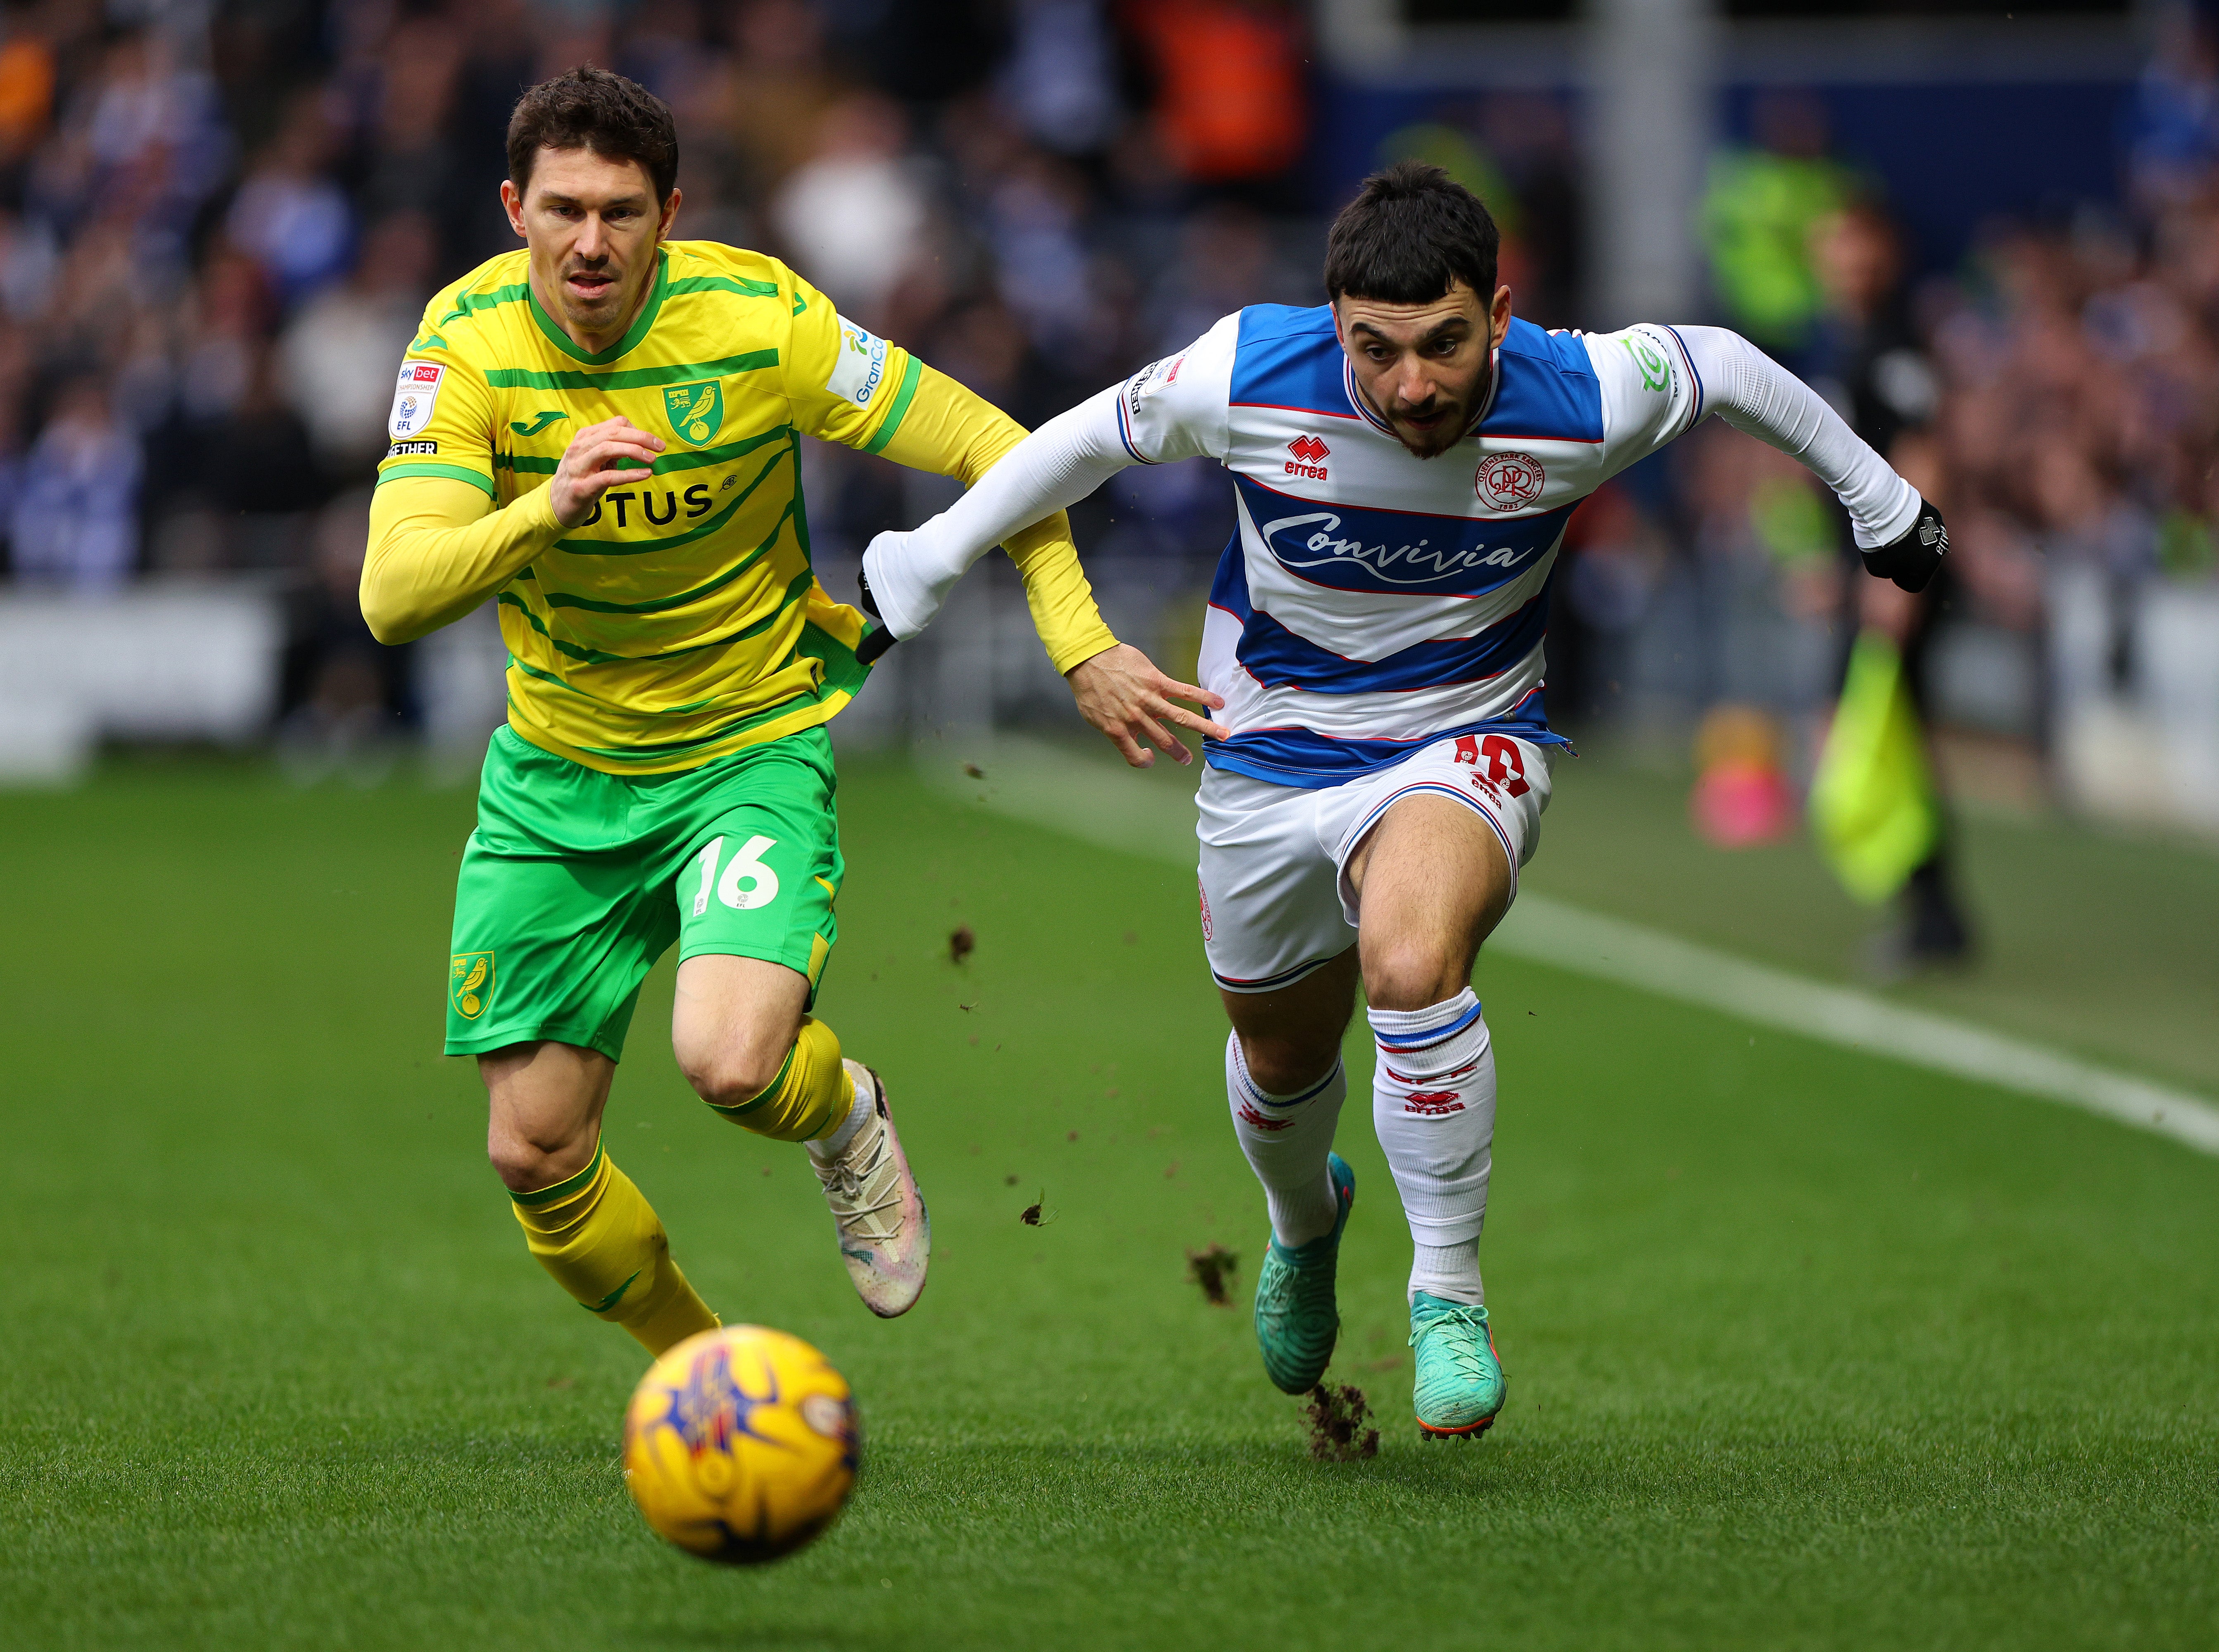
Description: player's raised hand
xmin=549 ymin=416 xmax=666 ymax=527
xmin=1065 ymin=642 xmax=1230 ymax=769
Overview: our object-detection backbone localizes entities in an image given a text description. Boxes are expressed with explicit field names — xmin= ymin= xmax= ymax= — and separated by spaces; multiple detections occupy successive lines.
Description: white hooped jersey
xmin=1115 ymin=306 xmax=1706 ymax=788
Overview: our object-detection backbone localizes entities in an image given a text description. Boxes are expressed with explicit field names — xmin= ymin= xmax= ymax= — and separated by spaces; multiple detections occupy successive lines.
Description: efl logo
xmin=389 ymin=359 xmax=445 ymax=439
xmin=1129 ymin=351 xmax=1187 ymax=419
xmin=1285 ymin=433 xmax=1329 ymax=481
xmin=1476 ymin=451 xmax=1544 ymax=511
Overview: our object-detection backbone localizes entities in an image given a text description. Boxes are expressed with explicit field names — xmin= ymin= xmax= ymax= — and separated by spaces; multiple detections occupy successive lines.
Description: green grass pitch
xmin=2 ymin=752 xmax=2214 ymax=1650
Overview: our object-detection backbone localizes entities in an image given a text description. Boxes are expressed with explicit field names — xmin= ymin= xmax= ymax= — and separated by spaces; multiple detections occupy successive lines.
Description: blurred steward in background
xmin=1805 ymin=199 xmax=1972 ymax=969
xmin=1699 ymin=91 xmax=1855 ymax=366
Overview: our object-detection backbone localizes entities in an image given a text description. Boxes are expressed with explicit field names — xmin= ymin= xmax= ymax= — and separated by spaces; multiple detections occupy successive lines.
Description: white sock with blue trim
xmin=1368 ymin=988 xmax=1493 ymax=1306
xmin=1225 ymin=1032 xmax=1347 ymax=1248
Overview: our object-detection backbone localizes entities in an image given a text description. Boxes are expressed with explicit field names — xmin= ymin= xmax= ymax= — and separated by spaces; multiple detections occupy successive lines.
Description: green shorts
xmin=445 ymin=724 xmax=842 ymax=1061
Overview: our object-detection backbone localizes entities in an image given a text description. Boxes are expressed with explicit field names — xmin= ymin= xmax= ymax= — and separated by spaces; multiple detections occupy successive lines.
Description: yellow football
xmin=621 ymin=1324 xmax=860 ymax=1564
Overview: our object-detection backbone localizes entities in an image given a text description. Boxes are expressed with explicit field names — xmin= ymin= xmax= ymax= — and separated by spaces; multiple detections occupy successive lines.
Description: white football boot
xmin=810 ymin=1061 xmax=930 ymax=1317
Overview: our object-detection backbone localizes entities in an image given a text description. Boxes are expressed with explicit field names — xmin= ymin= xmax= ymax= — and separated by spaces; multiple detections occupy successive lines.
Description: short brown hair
xmin=1324 ymin=161 xmax=1499 ymax=305
xmin=506 ymin=66 xmax=679 ymax=204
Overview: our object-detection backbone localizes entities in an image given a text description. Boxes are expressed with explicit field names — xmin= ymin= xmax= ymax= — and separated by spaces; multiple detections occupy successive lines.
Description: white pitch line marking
xmin=923 ymin=736 xmax=2219 ymax=1160
xmin=1494 ymin=895 xmax=2219 ymax=1158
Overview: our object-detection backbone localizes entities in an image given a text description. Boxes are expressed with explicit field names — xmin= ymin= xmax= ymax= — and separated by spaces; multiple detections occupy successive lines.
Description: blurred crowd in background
xmin=0 ymin=0 xmax=1327 ymax=739
xmin=0 ymin=0 xmax=2215 ymax=831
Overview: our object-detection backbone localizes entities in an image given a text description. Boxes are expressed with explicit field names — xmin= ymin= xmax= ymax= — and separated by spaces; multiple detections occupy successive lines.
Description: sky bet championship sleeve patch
xmin=388 ymin=360 xmax=445 ymax=441
xmin=1126 ymin=350 xmax=1186 ymax=414
xmin=1115 ymin=349 xmax=1188 ymax=463
xmin=825 ymin=316 xmax=889 ymax=408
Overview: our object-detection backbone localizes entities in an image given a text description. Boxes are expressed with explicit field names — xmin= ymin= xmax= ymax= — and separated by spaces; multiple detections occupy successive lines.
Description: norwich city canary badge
xmin=662 ymin=381 xmax=723 ymax=447
xmin=451 ymin=951 xmax=494 ymax=1019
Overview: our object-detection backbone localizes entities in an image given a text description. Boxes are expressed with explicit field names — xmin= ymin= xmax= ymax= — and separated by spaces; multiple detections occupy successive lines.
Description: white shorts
xmin=1195 ymin=732 xmax=1556 ymax=993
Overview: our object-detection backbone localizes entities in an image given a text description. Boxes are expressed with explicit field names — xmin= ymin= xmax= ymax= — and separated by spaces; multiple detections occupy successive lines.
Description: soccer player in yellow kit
xmin=361 ymin=68 xmax=1225 ymax=1354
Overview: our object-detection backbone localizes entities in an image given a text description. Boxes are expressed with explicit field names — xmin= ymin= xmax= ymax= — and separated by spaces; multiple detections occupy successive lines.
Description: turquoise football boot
xmin=1252 ymin=1153 xmax=1354 ymax=1394
xmin=1409 ymin=1291 xmax=1506 ymax=1438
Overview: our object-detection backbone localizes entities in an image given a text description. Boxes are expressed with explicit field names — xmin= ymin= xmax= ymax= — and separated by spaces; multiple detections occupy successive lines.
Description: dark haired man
xmin=360 ymin=67 xmax=1220 ymax=1357
xmin=861 ymin=161 xmax=1945 ymax=1436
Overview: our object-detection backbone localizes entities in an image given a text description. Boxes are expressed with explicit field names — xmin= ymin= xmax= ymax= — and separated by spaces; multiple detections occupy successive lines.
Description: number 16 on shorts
xmin=692 ymin=834 xmax=781 ymax=914
xmin=674 ymin=810 xmax=839 ymax=992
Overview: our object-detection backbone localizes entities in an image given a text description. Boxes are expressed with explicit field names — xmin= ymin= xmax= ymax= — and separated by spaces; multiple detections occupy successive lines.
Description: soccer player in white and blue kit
xmin=860 ymin=164 xmax=1947 ymax=1437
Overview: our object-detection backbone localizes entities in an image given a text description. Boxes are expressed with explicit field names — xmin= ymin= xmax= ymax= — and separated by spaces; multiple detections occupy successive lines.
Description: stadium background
xmin=2 ymin=3 xmax=2216 ymax=1649
xmin=0 ymin=0 xmax=2212 ymax=839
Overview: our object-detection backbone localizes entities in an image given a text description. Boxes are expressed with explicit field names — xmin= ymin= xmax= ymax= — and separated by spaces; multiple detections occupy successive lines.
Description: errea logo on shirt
xmin=389 ymin=360 xmax=444 ymax=439
xmin=1285 ymin=434 xmax=1329 ymax=480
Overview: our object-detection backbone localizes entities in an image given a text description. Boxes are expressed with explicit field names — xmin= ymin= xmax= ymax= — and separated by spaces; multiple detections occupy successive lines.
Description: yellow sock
xmin=508 ymin=1143 xmax=719 ymax=1355
xmin=707 ymin=1015 xmax=855 ymax=1142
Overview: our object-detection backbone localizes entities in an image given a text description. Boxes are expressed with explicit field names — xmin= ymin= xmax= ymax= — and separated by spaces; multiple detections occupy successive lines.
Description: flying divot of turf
xmin=1303 ymin=1382 xmax=1379 ymax=1461
xmin=1186 ymin=1244 xmax=1239 ymax=1305
xmin=947 ymin=924 xmax=976 ymax=965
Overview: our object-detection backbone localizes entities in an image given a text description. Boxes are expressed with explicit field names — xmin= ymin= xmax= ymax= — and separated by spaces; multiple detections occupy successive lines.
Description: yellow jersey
xmin=365 ymin=239 xmax=1114 ymax=773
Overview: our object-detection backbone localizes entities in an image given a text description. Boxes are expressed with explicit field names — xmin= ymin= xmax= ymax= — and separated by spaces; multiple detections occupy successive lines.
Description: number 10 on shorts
xmin=691 ymin=834 xmax=781 ymax=915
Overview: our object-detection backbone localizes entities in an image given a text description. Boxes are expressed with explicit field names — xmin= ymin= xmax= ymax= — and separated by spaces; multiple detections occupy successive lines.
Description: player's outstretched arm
xmin=362 ymin=417 xmax=666 ymax=643
xmin=1671 ymin=325 xmax=1947 ymax=592
xmin=862 ymin=385 xmax=1135 ymax=642
xmin=861 ymin=363 xmax=1119 ymax=668
xmin=862 ymin=369 xmax=1225 ymax=766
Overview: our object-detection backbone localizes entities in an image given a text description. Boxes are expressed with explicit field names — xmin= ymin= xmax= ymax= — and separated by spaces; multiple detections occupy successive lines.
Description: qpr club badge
xmin=1476 ymin=451 xmax=1545 ymax=512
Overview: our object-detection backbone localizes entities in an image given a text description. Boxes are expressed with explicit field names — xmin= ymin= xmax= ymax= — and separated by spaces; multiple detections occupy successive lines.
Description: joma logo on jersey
xmin=1285 ymin=434 xmax=1329 ymax=480
xmin=663 ymin=381 xmax=724 ymax=447
xmin=1260 ymin=510 xmax=1532 ymax=586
